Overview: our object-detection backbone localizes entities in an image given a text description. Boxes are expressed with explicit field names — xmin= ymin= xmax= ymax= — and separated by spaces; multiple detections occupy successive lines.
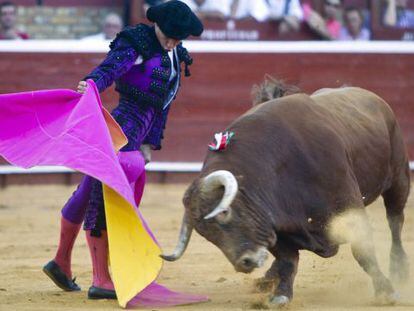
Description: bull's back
xmin=243 ymin=87 xmax=395 ymax=152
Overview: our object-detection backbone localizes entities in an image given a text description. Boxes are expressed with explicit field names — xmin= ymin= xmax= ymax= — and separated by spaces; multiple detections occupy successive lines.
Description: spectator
xmin=339 ymin=6 xmax=370 ymax=40
xmin=267 ymin=0 xmax=304 ymax=35
xmin=180 ymin=0 xmax=233 ymax=20
xmin=82 ymin=13 xmax=123 ymax=41
xmin=303 ymin=0 xmax=343 ymax=40
xmin=0 ymin=1 xmax=28 ymax=40
xmin=383 ymin=0 xmax=414 ymax=28
xmin=231 ymin=0 xmax=269 ymax=22
xmin=232 ymin=0 xmax=303 ymax=34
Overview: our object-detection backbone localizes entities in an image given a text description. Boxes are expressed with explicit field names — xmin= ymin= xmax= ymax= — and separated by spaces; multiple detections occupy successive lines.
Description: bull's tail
xmin=251 ymin=74 xmax=301 ymax=106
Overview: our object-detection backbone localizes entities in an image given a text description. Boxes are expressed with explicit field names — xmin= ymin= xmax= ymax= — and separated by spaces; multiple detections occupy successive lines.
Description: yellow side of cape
xmin=103 ymin=185 xmax=162 ymax=308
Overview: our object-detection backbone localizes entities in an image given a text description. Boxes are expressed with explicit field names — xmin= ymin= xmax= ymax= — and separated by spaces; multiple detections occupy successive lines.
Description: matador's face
xmin=154 ymin=23 xmax=181 ymax=51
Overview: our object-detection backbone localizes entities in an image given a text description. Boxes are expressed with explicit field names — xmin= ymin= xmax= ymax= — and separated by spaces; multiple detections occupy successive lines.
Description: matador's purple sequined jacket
xmin=84 ymin=23 xmax=193 ymax=151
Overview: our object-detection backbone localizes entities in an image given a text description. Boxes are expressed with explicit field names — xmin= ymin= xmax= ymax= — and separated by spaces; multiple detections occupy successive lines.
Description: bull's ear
xmin=215 ymin=208 xmax=232 ymax=224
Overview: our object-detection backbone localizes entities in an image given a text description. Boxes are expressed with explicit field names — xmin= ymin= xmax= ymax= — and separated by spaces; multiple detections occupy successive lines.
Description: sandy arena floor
xmin=0 ymin=183 xmax=413 ymax=311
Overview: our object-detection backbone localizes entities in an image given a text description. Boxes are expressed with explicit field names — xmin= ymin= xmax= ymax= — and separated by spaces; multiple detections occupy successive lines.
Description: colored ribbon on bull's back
xmin=0 ymin=80 xmax=207 ymax=308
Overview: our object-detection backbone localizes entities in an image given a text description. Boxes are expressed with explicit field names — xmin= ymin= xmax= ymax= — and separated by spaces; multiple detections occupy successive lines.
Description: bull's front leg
xmin=269 ymin=242 xmax=299 ymax=307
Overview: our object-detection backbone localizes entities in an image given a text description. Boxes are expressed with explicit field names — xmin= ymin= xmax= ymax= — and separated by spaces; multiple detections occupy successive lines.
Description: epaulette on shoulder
xmin=110 ymin=24 xmax=160 ymax=60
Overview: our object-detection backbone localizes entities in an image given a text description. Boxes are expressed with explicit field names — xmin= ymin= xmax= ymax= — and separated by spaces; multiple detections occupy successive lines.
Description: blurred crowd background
xmin=0 ymin=0 xmax=413 ymax=41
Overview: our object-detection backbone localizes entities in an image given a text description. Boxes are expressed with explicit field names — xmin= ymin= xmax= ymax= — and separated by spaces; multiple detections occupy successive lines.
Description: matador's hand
xmin=77 ymin=81 xmax=87 ymax=94
xmin=140 ymin=144 xmax=152 ymax=164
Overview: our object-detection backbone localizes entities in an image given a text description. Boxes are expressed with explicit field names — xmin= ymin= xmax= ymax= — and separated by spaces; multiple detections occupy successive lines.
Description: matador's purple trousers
xmin=61 ymin=175 xmax=94 ymax=225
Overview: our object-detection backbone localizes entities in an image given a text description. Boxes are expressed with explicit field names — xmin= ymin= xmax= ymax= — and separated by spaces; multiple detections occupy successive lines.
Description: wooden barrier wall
xmin=0 ymin=42 xmax=413 ymax=183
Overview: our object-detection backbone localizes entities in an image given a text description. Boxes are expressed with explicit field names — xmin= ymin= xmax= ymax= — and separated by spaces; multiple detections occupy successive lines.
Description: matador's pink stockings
xmin=86 ymin=230 xmax=114 ymax=290
xmin=53 ymin=217 xmax=81 ymax=279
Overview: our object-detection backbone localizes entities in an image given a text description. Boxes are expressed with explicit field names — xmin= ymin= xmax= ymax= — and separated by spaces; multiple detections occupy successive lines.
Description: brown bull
xmin=162 ymin=80 xmax=410 ymax=307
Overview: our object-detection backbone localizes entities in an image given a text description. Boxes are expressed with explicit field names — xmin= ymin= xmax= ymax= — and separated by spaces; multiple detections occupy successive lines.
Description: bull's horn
xmin=202 ymin=170 xmax=238 ymax=220
xmin=160 ymin=213 xmax=193 ymax=261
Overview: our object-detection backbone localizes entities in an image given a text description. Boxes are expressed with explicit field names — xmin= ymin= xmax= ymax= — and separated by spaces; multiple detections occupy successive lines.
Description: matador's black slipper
xmin=88 ymin=286 xmax=117 ymax=300
xmin=43 ymin=260 xmax=81 ymax=291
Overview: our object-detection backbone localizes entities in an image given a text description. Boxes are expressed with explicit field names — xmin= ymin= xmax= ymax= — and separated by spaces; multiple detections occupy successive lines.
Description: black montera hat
xmin=146 ymin=0 xmax=204 ymax=40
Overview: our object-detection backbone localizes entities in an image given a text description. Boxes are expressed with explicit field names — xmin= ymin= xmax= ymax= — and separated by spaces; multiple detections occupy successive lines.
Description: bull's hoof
xmin=375 ymin=291 xmax=399 ymax=306
xmin=254 ymin=277 xmax=274 ymax=293
xmin=269 ymin=295 xmax=290 ymax=308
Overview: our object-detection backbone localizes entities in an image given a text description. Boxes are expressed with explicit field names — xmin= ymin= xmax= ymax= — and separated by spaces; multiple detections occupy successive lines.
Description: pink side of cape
xmin=0 ymin=81 xmax=134 ymax=205
xmin=0 ymin=81 xmax=207 ymax=308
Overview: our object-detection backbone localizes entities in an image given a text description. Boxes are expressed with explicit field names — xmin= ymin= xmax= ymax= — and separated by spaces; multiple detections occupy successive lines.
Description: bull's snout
xmin=235 ymin=247 xmax=268 ymax=273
